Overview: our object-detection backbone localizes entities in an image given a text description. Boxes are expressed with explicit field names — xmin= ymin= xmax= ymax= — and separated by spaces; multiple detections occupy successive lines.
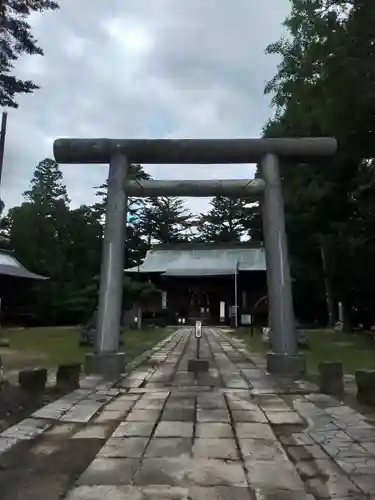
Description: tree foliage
xmin=262 ymin=0 xmax=375 ymax=326
xmin=23 ymin=157 xmax=70 ymax=207
xmin=1 ymin=0 xmax=59 ymax=108
xmin=138 ymin=197 xmax=194 ymax=244
xmin=197 ymin=196 xmax=260 ymax=242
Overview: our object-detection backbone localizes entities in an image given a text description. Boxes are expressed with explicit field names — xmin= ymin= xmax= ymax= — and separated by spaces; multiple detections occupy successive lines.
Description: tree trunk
xmin=341 ymin=300 xmax=352 ymax=333
xmin=320 ymin=241 xmax=336 ymax=327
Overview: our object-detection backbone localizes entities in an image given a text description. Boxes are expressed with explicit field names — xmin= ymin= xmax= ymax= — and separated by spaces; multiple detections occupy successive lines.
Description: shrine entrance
xmin=189 ymin=288 xmax=210 ymax=319
xmin=54 ymin=137 xmax=337 ymax=377
xmin=186 ymin=283 xmax=230 ymax=325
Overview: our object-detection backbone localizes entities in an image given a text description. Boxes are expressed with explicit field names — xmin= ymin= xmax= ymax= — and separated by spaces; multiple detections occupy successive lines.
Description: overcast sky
xmin=1 ymin=0 xmax=289 ymax=215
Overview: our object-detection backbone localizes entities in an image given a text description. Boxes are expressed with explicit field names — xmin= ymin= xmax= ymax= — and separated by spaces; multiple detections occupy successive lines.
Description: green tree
xmin=0 ymin=198 xmax=10 ymax=247
xmin=262 ymin=0 xmax=375 ymax=326
xmin=7 ymin=158 xmax=72 ymax=323
xmin=197 ymin=196 xmax=254 ymax=242
xmin=58 ymin=206 xmax=102 ymax=322
xmin=1 ymin=0 xmax=60 ymax=108
xmin=139 ymin=197 xmax=194 ymax=244
xmin=262 ymin=1 xmax=346 ymax=323
xmin=63 ymin=206 xmax=102 ymax=286
xmin=93 ymin=163 xmax=151 ymax=269
xmin=92 ymin=163 xmax=150 ymax=221
xmin=23 ymin=157 xmax=69 ymax=208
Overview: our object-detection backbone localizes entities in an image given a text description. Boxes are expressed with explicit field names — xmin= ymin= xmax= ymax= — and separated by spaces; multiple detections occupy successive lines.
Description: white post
xmin=242 ymin=290 xmax=247 ymax=309
xmin=234 ymin=260 xmax=239 ymax=328
xmin=220 ymin=301 xmax=225 ymax=322
xmin=338 ymin=302 xmax=344 ymax=323
xmin=137 ymin=305 xmax=142 ymax=329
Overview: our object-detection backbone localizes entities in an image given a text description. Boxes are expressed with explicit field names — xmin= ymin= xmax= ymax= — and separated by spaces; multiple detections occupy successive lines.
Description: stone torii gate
xmin=54 ymin=137 xmax=337 ymax=377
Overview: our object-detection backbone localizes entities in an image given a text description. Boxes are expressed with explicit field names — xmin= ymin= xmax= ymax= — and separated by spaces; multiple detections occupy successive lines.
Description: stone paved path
xmin=1 ymin=328 xmax=375 ymax=499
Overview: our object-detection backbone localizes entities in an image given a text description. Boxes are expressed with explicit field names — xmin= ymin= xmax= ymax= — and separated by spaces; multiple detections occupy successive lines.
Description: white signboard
xmin=220 ymin=301 xmax=225 ymax=319
xmin=241 ymin=314 xmax=252 ymax=325
xmin=195 ymin=320 xmax=202 ymax=338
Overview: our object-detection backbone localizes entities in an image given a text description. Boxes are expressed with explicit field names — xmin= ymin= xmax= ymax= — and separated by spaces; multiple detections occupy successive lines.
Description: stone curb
xmin=0 ymin=330 xmax=179 ymax=457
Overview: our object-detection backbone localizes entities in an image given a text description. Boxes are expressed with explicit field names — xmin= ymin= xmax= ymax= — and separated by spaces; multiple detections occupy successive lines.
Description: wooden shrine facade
xmin=125 ymin=242 xmax=268 ymax=326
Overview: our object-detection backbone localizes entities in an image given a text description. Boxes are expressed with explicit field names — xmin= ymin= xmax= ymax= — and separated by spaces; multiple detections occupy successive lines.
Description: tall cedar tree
xmin=8 ymin=158 xmax=72 ymax=323
xmin=23 ymin=157 xmax=69 ymax=208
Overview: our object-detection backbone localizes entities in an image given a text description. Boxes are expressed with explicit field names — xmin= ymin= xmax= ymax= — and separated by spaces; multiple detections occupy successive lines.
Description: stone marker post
xmin=195 ymin=320 xmax=202 ymax=359
xmin=355 ymin=369 xmax=375 ymax=406
xmin=188 ymin=321 xmax=208 ymax=373
xmin=319 ymin=361 xmax=344 ymax=395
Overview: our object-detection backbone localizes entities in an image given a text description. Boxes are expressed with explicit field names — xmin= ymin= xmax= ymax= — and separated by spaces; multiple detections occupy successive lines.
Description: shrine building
xmin=0 ymin=248 xmax=48 ymax=325
xmin=125 ymin=242 xmax=268 ymax=326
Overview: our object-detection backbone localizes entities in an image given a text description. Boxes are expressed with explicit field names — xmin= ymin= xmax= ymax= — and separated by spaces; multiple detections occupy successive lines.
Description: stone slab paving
xmin=1 ymin=328 xmax=375 ymax=498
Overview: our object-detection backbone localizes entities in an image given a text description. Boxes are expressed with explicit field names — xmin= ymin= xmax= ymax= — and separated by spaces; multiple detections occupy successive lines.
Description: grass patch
xmin=231 ymin=327 xmax=375 ymax=375
xmin=0 ymin=326 xmax=172 ymax=372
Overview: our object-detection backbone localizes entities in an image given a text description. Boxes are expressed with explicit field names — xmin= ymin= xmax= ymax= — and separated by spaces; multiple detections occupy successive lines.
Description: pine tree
xmin=197 ymin=196 xmax=250 ymax=242
xmin=139 ymin=197 xmax=194 ymax=244
xmin=1 ymin=0 xmax=60 ymax=108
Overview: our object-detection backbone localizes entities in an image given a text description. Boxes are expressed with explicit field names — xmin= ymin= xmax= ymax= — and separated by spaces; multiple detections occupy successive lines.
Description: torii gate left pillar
xmin=86 ymin=153 xmax=129 ymax=377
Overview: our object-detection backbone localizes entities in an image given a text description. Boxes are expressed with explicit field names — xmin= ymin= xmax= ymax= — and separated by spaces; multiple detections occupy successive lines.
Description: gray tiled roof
xmin=125 ymin=242 xmax=266 ymax=276
xmin=0 ymin=250 xmax=48 ymax=280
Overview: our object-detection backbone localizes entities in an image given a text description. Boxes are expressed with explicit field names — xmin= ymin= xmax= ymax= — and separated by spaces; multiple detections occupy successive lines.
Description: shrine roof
xmin=0 ymin=249 xmax=48 ymax=280
xmin=125 ymin=242 xmax=266 ymax=276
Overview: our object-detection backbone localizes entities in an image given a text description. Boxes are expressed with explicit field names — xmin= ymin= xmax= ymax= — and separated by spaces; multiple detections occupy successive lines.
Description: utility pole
xmin=234 ymin=260 xmax=239 ymax=328
xmin=0 ymin=0 xmax=8 ymax=185
xmin=0 ymin=111 xmax=7 ymax=189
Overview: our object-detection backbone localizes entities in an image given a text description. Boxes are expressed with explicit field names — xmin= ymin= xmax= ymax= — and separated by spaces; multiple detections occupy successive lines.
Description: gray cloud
xmin=1 ymin=0 xmax=289 ymax=215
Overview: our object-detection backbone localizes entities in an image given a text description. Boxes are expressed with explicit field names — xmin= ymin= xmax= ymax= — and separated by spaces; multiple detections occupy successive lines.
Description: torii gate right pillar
xmin=261 ymin=153 xmax=305 ymax=377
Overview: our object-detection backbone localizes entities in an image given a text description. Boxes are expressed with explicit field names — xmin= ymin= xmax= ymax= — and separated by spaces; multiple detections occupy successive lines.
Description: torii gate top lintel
xmin=53 ymin=137 xmax=337 ymax=165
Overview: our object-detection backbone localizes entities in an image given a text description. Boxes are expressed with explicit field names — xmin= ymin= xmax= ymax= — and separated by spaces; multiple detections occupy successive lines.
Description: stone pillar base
xmin=267 ymin=352 xmax=306 ymax=378
xmin=85 ymin=352 xmax=126 ymax=378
